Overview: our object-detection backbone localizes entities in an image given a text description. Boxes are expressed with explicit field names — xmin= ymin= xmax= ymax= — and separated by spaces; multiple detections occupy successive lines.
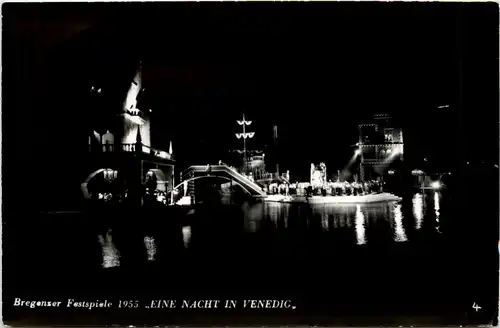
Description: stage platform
xmin=264 ymin=193 xmax=402 ymax=204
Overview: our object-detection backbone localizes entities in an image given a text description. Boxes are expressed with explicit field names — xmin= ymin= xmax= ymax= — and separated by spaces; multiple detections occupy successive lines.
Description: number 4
xmin=472 ymin=302 xmax=481 ymax=312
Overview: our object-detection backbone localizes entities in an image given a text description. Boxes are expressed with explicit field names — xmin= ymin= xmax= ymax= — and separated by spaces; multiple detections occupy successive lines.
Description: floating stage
xmin=264 ymin=193 xmax=402 ymax=204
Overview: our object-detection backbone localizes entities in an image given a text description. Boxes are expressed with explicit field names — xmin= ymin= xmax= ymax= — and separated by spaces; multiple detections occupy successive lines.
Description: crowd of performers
xmin=266 ymin=180 xmax=384 ymax=197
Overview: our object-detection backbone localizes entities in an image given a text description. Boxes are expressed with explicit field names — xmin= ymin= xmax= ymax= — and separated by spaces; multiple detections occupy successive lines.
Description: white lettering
xmin=13 ymin=298 xmax=62 ymax=308
xmin=66 ymin=299 xmax=111 ymax=310
xmin=181 ymin=300 xmax=220 ymax=309
xmin=149 ymin=300 xmax=176 ymax=308
xmin=243 ymin=300 xmax=293 ymax=309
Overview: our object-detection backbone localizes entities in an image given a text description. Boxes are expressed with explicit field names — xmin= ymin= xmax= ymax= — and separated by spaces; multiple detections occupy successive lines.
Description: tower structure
xmin=84 ymin=61 xmax=176 ymax=207
xmin=357 ymin=113 xmax=404 ymax=182
xmin=235 ymin=114 xmax=255 ymax=174
xmin=116 ymin=61 xmax=151 ymax=147
xmin=273 ymin=125 xmax=279 ymax=177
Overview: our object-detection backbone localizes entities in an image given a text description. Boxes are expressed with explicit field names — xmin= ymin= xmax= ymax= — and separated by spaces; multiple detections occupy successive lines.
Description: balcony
xmin=362 ymin=159 xmax=385 ymax=164
xmin=359 ymin=141 xmax=403 ymax=147
xmin=90 ymin=143 xmax=174 ymax=161
xmin=122 ymin=109 xmax=146 ymax=125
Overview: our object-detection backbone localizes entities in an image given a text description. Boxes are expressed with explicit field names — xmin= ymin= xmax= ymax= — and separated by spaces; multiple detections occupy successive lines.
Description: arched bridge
xmin=181 ymin=165 xmax=267 ymax=197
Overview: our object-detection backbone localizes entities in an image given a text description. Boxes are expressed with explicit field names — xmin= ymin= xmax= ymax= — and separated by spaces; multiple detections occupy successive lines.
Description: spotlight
xmin=430 ymin=181 xmax=442 ymax=190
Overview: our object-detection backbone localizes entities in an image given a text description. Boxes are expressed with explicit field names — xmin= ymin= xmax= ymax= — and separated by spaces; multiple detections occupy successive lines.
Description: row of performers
xmin=267 ymin=180 xmax=384 ymax=196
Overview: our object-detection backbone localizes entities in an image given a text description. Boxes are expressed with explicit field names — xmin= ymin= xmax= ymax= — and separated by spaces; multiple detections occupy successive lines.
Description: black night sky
xmin=2 ymin=3 xmax=498 ymax=204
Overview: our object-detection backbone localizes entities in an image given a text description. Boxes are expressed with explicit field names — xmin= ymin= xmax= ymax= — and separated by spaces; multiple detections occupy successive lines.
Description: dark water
xmin=3 ymin=190 xmax=497 ymax=325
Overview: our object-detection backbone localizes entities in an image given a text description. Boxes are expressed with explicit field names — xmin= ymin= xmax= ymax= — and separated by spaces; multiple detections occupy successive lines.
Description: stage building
xmin=357 ymin=114 xmax=404 ymax=182
xmin=82 ymin=62 xmax=176 ymax=207
xmin=310 ymin=162 xmax=327 ymax=187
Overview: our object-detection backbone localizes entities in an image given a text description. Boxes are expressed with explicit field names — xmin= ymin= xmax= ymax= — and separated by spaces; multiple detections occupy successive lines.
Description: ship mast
xmin=235 ymin=114 xmax=255 ymax=174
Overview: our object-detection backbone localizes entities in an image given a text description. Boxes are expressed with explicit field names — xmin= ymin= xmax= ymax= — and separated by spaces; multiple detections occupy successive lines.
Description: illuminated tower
xmin=235 ymin=114 xmax=255 ymax=174
xmin=273 ymin=125 xmax=279 ymax=177
xmin=116 ymin=61 xmax=151 ymax=147
xmin=357 ymin=113 xmax=404 ymax=182
xmin=84 ymin=61 xmax=175 ymax=207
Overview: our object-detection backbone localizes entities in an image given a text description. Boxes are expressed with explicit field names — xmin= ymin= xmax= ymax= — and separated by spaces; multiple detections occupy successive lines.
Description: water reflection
xmin=266 ymin=202 xmax=279 ymax=226
xmin=311 ymin=205 xmax=358 ymax=230
xmin=26 ymin=192 xmax=451 ymax=276
xmin=189 ymin=194 xmax=440 ymax=248
xmin=244 ymin=201 xmax=262 ymax=232
xmin=321 ymin=212 xmax=329 ymax=231
xmin=355 ymin=205 xmax=367 ymax=245
xmin=241 ymin=196 xmax=441 ymax=245
xmin=182 ymin=226 xmax=192 ymax=248
xmin=392 ymin=204 xmax=408 ymax=242
xmin=144 ymin=236 xmax=157 ymax=261
xmin=247 ymin=219 xmax=257 ymax=233
xmin=98 ymin=229 xmax=120 ymax=268
xmin=282 ymin=204 xmax=289 ymax=229
xmin=434 ymin=192 xmax=441 ymax=233
xmin=434 ymin=192 xmax=440 ymax=214
xmin=263 ymin=202 xmax=290 ymax=229
xmin=412 ymin=193 xmax=424 ymax=229
xmin=346 ymin=210 xmax=352 ymax=228
xmin=339 ymin=212 xmax=347 ymax=228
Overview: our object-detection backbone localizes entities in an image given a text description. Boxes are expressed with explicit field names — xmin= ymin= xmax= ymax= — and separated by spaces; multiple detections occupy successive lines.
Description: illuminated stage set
xmin=80 ymin=71 xmax=409 ymax=207
xmin=264 ymin=114 xmax=407 ymax=204
xmin=4 ymin=5 xmax=497 ymax=327
xmin=179 ymin=113 xmax=407 ymax=206
xmin=81 ymin=63 xmax=176 ymax=207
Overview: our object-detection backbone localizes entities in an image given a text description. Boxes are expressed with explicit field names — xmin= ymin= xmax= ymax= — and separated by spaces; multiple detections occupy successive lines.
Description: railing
xmin=359 ymin=142 xmax=403 ymax=147
xmin=89 ymin=143 xmax=173 ymax=160
xmin=142 ymin=144 xmax=172 ymax=160
xmin=182 ymin=165 xmax=267 ymax=196
xmin=255 ymin=172 xmax=274 ymax=181
xmin=91 ymin=144 xmax=137 ymax=153
xmin=362 ymin=159 xmax=385 ymax=164
xmin=122 ymin=144 xmax=136 ymax=152
xmin=124 ymin=109 xmax=145 ymax=119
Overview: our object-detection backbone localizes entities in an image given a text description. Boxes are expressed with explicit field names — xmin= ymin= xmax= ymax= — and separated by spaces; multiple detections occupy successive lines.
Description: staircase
xmin=182 ymin=165 xmax=267 ymax=197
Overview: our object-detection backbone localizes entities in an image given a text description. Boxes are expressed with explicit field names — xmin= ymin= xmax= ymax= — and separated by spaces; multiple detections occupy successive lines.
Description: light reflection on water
xmin=243 ymin=197 xmax=441 ymax=245
xmin=311 ymin=205 xmax=352 ymax=229
xmin=98 ymin=229 xmax=120 ymax=268
xmin=434 ymin=192 xmax=441 ymax=233
xmin=267 ymin=202 xmax=280 ymax=226
xmin=434 ymin=192 xmax=440 ymax=214
xmin=355 ymin=204 xmax=367 ymax=245
xmin=392 ymin=203 xmax=408 ymax=242
xmin=321 ymin=212 xmax=329 ymax=231
xmin=144 ymin=236 xmax=157 ymax=261
xmin=247 ymin=198 xmax=436 ymax=245
xmin=413 ymin=193 xmax=424 ymax=229
xmin=93 ymin=192 xmax=445 ymax=264
xmin=262 ymin=202 xmax=290 ymax=229
xmin=182 ymin=226 xmax=192 ymax=248
xmin=244 ymin=201 xmax=260 ymax=232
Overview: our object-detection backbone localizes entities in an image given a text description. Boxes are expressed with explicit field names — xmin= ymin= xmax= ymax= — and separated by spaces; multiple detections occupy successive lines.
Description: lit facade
xmin=357 ymin=113 xmax=404 ymax=182
xmin=84 ymin=62 xmax=176 ymax=206
xmin=310 ymin=162 xmax=327 ymax=187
